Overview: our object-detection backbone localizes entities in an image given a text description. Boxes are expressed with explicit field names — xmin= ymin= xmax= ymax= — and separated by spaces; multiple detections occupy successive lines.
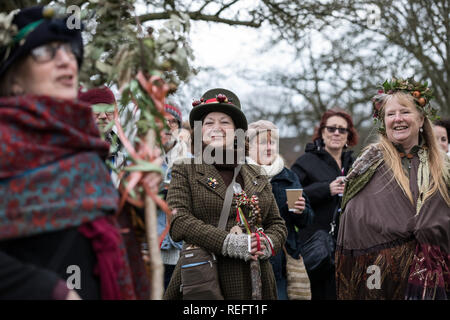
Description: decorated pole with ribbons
xmin=112 ymin=71 xmax=174 ymax=299
xmin=235 ymin=191 xmax=270 ymax=300
xmin=78 ymin=2 xmax=193 ymax=299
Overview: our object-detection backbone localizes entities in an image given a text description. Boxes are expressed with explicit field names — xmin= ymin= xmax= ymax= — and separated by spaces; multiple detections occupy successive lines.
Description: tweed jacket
xmin=163 ymin=161 xmax=288 ymax=300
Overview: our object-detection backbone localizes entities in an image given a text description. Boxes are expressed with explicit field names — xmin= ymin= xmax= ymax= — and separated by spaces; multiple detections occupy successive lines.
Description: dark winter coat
xmin=290 ymin=141 xmax=354 ymax=243
xmin=0 ymin=228 xmax=100 ymax=299
xmin=269 ymin=167 xmax=314 ymax=284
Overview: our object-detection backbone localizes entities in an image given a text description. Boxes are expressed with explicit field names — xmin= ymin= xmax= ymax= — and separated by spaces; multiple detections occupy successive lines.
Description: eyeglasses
xmin=30 ymin=42 xmax=78 ymax=63
xmin=324 ymin=126 xmax=349 ymax=134
xmin=166 ymin=119 xmax=179 ymax=128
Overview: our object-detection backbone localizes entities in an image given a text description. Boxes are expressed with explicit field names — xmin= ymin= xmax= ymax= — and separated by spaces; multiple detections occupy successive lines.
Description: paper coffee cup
xmin=286 ymin=189 xmax=303 ymax=212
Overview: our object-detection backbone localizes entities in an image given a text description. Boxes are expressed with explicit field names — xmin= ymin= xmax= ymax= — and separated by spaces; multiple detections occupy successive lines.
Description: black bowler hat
xmin=189 ymin=88 xmax=248 ymax=130
xmin=0 ymin=5 xmax=83 ymax=78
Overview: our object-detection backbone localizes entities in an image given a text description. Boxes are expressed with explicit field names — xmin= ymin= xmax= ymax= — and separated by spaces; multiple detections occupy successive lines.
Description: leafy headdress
xmin=371 ymin=77 xmax=437 ymax=134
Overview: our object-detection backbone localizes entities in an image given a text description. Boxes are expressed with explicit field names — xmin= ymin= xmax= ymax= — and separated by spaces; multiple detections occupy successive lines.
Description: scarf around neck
xmin=0 ymin=95 xmax=118 ymax=240
xmin=246 ymin=154 xmax=285 ymax=180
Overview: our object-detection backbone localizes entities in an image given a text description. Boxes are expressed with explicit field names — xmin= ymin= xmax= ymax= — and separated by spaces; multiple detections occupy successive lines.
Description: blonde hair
xmin=376 ymin=91 xmax=450 ymax=206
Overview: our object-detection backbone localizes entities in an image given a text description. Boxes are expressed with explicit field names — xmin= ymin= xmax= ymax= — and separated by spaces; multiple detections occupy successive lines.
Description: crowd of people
xmin=0 ymin=5 xmax=449 ymax=300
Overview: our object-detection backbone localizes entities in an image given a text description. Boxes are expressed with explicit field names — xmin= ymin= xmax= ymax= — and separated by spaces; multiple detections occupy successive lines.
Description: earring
xmin=420 ymin=127 xmax=423 ymax=133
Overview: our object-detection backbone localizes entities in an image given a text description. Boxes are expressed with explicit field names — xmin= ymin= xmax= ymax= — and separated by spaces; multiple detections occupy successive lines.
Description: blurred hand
xmin=249 ymin=233 xmax=267 ymax=261
xmin=293 ymin=196 xmax=306 ymax=214
xmin=330 ymin=177 xmax=345 ymax=196
xmin=286 ymin=196 xmax=306 ymax=214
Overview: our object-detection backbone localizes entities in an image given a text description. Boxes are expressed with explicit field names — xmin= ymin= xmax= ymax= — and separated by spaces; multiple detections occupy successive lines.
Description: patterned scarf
xmin=0 ymin=96 xmax=148 ymax=299
xmin=0 ymin=95 xmax=118 ymax=240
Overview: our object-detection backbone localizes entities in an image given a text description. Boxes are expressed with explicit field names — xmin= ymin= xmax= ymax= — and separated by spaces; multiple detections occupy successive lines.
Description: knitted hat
xmin=189 ymin=88 xmax=247 ymax=130
xmin=78 ymin=86 xmax=116 ymax=106
xmin=164 ymin=103 xmax=182 ymax=126
xmin=0 ymin=5 xmax=84 ymax=78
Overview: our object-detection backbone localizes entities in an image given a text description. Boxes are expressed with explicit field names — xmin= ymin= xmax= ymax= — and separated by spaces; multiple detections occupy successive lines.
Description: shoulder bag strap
xmin=217 ymin=164 xmax=242 ymax=230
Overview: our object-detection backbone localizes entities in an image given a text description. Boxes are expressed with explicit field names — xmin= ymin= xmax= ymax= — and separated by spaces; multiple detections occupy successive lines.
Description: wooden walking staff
xmin=249 ymin=195 xmax=263 ymax=300
xmin=249 ymin=239 xmax=262 ymax=300
xmin=235 ymin=192 xmax=263 ymax=300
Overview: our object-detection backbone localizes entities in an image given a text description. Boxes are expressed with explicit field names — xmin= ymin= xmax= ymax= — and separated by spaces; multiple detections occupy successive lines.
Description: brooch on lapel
xmin=207 ymin=177 xmax=218 ymax=189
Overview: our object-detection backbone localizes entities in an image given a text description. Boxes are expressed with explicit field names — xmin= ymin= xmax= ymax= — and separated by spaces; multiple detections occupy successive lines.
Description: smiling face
xmin=202 ymin=112 xmax=235 ymax=148
xmin=321 ymin=115 xmax=349 ymax=153
xmin=383 ymin=95 xmax=424 ymax=152
xmin=433 ymin=125 xmax=449 ymax=153
xmin=12 ymin=42 xmax=78 ymax=100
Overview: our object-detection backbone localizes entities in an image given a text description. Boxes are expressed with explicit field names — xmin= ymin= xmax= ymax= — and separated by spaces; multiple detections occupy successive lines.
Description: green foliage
xmin=380 ymin=77 xmax=438 ymax=120
xmin=78 ymin=1 xmax=193 ymax=92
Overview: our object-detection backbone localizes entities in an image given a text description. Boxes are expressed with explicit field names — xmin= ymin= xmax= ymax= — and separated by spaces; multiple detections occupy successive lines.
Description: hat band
xmin=204 ymin=98 xmax=232 ymax=104
xmin=13 ymin=19 xmax=44 ymax=44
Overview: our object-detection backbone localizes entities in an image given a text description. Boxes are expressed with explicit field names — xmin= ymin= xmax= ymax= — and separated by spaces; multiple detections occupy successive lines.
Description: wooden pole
xmin=144 ymin=129 xmax=164 ymax=299
xmin=250 ymin=259 xmax=262 ymax=300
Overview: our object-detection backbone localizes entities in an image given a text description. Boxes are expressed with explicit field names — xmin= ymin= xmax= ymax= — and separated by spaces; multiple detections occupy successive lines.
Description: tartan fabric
xmin=163 ymin=161 xmax=287 ymax=299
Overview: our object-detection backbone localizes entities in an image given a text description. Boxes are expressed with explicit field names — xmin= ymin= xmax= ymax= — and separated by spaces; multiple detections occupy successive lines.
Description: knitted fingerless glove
xmin=221 ymin=233 xmax=252 ymax=261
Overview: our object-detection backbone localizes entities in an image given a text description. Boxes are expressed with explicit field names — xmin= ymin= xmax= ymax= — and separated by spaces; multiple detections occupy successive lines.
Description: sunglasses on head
xmin=324 ymin=126 xmax=349 ymax=134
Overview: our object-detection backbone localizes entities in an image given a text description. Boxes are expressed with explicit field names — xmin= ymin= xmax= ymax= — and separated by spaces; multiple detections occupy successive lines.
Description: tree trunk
xmin=144 ymin=129 xmax=164 ymax=300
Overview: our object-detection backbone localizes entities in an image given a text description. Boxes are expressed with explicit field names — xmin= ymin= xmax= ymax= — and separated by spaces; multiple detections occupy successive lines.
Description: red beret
xmin=78 ymin=86 xmax=116 ymax=106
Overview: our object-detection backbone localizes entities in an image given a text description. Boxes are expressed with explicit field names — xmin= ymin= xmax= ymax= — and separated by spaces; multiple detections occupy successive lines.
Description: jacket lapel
xmin=241 ymin=164 xmax=269 ymax=198
xmin=195 ymin=164 xmax=227 ymax=200
xmin=194 ymin=164 xmax=270 ymax=200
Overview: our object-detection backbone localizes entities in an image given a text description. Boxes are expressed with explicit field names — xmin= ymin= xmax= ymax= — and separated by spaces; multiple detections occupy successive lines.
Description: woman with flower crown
xmin=336 ymin=77 xmax=450 ymax=300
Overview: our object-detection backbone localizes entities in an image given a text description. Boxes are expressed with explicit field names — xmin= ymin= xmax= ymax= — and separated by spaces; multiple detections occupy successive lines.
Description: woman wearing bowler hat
xmin=163 ymin=88 xmax=287 ymax=299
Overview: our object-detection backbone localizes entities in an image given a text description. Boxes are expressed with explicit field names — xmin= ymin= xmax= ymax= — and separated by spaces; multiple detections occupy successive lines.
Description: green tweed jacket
xmin=163 ymin=161 xmax=287 ymax=300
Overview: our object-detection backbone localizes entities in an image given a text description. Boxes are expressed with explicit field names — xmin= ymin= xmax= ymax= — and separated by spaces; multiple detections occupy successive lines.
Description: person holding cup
xmin=247 ymin=120 xmax=314 ymax=300
xmin=291 ymin=108 xmax=358 ymax=300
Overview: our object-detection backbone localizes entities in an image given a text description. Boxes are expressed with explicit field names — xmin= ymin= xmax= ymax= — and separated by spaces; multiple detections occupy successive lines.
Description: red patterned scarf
xmin=0 ymin=95 xmax=148 ymax=299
